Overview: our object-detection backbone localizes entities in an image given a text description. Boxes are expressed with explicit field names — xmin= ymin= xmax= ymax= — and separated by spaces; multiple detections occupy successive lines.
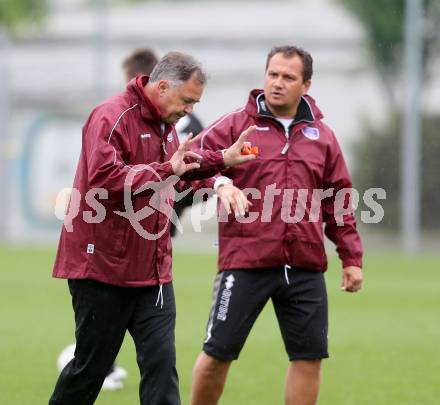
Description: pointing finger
xmin=184 ymin=162 xmax=200 ymax=172
xmin=184 ymin=151 xmax=203 ymax=161
xmin=179 ymin=133 xmax=195 ymax=150
xmin=236 ymin=125 xmax=257 ymax=146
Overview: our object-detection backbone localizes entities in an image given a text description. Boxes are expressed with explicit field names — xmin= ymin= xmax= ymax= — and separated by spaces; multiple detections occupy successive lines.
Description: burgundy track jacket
xmin=198 ymin=90 xmax=363 ymax=272
xmin=53 ymin=76 xmax=223 ymax=287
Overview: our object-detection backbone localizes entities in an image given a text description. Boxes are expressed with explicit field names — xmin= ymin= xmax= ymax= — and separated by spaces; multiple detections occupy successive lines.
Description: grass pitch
xmin=0 ymin=246 xmax=439 ymax=404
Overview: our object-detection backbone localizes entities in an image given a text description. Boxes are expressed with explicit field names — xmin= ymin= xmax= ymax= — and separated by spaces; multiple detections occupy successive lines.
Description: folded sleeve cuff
xmin=342 ymin=257 xmax=363 ymax=269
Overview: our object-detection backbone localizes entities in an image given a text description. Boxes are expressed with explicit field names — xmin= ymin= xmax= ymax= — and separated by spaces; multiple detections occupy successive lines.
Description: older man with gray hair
xmin=48 ymin=51 xmax=255 ymax=405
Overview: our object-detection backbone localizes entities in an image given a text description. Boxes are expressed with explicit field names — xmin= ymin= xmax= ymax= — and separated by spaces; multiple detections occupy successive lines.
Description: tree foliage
xmin=341 ymin=1 xmax=440 ymax=231
xmin=339 ymin=0 xmax=440 ymax=110
xmin=0 ymin=0 xmax=47 ymax=33
xmin=352 ymin=115 xmax=440 ymax=230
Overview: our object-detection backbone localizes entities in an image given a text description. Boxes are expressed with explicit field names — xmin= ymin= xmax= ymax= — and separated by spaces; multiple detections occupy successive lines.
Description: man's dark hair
xmin=266 ymin=46 xmax=313 ymax=82
xmin=149 ymin=51 xmax=207 ymax=86
xmin=122 ymin=48 xmax=159 ymax=79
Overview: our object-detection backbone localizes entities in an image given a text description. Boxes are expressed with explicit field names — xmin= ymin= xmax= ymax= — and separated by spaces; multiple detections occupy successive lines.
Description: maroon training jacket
xmin=198 ymin=90 xmax=363 ymax=272
xmin=52 ymin=76 xmax=223 ymax=287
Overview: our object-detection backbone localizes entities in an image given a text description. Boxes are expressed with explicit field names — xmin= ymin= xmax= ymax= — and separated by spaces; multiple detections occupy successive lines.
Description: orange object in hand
xmin=241 ymin=142 xmax=259 ymax=156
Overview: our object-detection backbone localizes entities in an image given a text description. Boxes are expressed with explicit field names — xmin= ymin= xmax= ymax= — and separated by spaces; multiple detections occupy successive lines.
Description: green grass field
xmin=1 ymin=246 xmax=439 ymax=405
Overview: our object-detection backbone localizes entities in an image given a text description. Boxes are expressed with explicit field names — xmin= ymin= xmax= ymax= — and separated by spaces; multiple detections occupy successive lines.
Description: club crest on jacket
xmin=302 ymin=126 xmax=320 ymax=140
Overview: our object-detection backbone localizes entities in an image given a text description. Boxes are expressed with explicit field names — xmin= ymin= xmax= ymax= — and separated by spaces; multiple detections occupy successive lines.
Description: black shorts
xmin=202 ymin=266 xmax=328 ymax=361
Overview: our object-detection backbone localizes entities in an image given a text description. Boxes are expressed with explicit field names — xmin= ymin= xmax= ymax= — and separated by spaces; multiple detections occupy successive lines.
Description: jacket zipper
xmin=258 ymin=115 xmax=297 ymax=155
xmin=258 ymin=117 xmax=290 ymax=155
xmin=162 ymin=140 xmax=168 ymax=155
xmin=258 ymin=113 xmax=313 ymax=155
xmin=281 ymin=125 xmax=291 ymax=155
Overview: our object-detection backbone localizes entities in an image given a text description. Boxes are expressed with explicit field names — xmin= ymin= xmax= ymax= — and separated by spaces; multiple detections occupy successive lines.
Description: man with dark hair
xmin=48 ymin=51 xmax=255 ymax=405
xmin=265 ymin=45 xmax=314 ymax=81
xmin=191 ymin=45 xmax=363 ymax=405
xmin=122 ymin=47 xmax=158 ymax=83
xmin=123 ymin=47 xmax=205 ymax=236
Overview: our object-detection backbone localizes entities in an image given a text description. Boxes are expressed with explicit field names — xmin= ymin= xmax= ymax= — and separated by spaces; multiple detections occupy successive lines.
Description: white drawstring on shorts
xmin=284 ymin=264 xmax=291 ymax=285
xmin=155 ymin=284 xmax=164 ymax=309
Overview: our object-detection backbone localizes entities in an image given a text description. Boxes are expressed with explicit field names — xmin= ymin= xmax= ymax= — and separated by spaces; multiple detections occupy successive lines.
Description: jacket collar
xmin=127 ymin=75 xmax=173 ymax=135
xmin=245 ymin=89 xmax=323 ymax=124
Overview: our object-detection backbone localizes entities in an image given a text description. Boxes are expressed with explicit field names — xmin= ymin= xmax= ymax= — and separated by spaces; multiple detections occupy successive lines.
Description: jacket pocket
xmin=287 ymin=235 xmax=327 ymax=271
xmin=94 ymin=214 xmax=128 ymax=258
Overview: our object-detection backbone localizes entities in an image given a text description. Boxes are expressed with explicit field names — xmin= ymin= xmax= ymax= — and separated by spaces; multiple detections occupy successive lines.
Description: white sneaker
xmin=57 ymin=344 xmax=76 ymax=372
xmin=108 ymin=366 xmax=128 ymax=381
xmin=101 ymin=376 xmax=124 ymax=391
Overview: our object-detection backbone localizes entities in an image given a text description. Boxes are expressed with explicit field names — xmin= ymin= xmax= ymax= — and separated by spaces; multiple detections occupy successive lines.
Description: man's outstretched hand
xmin=170 ymin=134 xmax=202 ymax=177
xmin=223 ymin=126 xmax=257 ymax=167
xmin=172 ymin=126 xmax=257 ymax=175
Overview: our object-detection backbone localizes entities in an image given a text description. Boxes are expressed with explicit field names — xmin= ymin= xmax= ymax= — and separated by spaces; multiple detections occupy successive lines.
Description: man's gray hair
xmin=149 ymin=51 xmax=207 ymax=86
